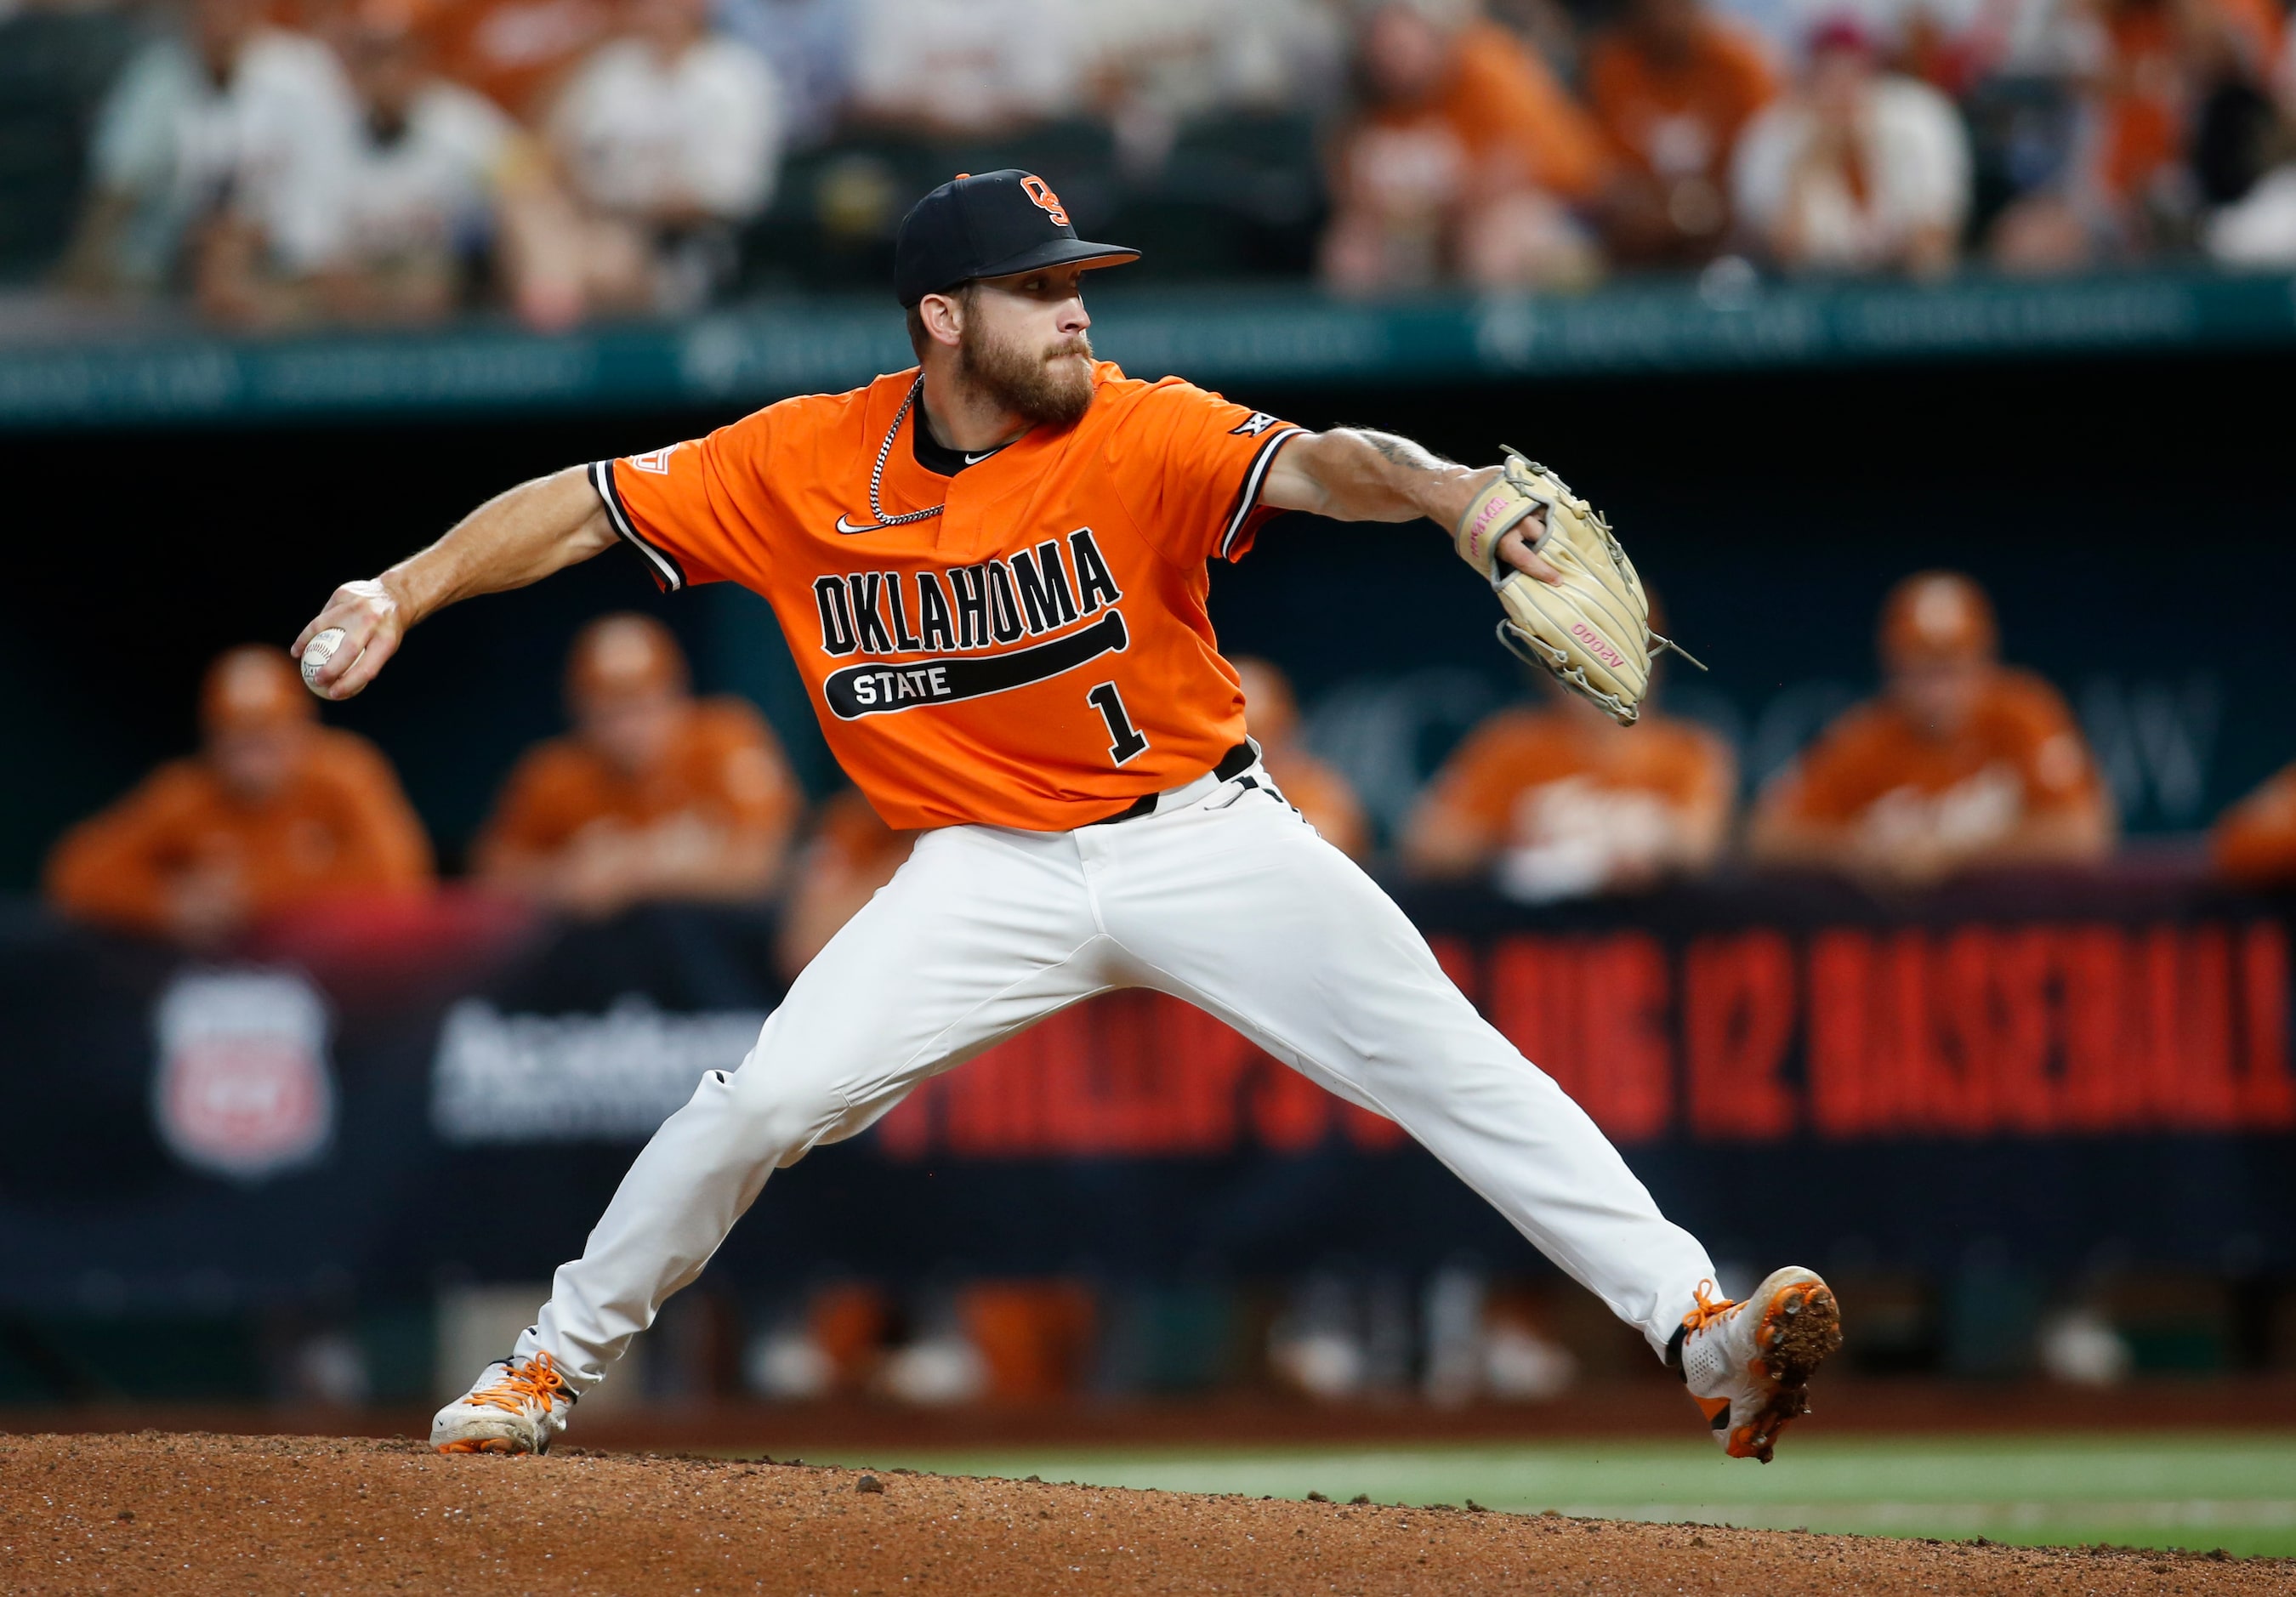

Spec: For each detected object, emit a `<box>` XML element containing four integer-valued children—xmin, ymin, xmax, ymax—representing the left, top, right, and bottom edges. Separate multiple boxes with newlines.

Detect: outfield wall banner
<box><xmin>1</xmin><ymin>875</ymin><xmax>2292</xmax><ymax>1309</ymax></box>
<box><xmin>870</xmin><ymin>920</ymin><xmax>2293</xmax><ymax>1160</ymax></box>
<box><xmin>6</xmin><ymin>272</ymin><xmax>2293</xmax><ymax>430</ymax></box>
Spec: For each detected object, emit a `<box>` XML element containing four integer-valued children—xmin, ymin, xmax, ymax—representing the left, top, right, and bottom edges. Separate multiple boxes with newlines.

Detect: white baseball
<box><xmin>300</xmin><ymin>627</ymin><xmax>349</xmax><ymax>692</ymax></box>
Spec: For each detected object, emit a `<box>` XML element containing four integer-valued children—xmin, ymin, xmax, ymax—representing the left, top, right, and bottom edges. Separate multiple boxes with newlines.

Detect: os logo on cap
<box><xmin>1020</xmin><ymin>175</ymin><xmax>1069</xmax><ymax>226</ymax></box>
<box><xmin>892</xmin><ymin>169</ymin><xmax>1137</xmax><ymax>306</ymax></box>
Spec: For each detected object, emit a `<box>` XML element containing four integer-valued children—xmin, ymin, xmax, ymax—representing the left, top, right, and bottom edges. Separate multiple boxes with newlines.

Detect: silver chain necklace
<box><xmin>855</xmin><ymin>378</ymin><xmax>945</xmax><ymax>531</ymax></box>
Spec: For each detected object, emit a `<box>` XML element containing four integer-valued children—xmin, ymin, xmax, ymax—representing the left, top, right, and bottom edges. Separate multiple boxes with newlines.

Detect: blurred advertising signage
<box><xmin>876</xmin><ymin>921</ymin><xmax>2296</xmax><ymax>1158</ymax></box>
<box><xmin>877</xmin><ymin>989</ymin><xmax>1410</xmax><ymax>1162</ymax></box>
<box><xmin>151</xmin><ymin>969</ymin><xmax>337</xmax><ymax>1183</ymax></box>
<box><xmin>432</xmin><ymin>995</ymin><xmax>768</xmax><ymax>1143</ymax></box>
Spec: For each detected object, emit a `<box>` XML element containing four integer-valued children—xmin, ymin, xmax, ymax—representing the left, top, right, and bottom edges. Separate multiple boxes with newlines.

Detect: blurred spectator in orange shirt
<box><xmin>1322</xmin><ymin>0</ymin><xmax>1610</xmax><ymax>294</ymax></box>
<box><xmin>420</xmin><ymin>0</ymin><xmax>615</xmax><ymax>119</ymax></box>
<box><xmin>2210</xmin><ymin>764</ymin><xmax>2296</xmax><ymax>884</ymax></box>
<box><xmin>46</xmin><ymin>645</ymin><xmax>433</xmax><ymax>946</ymax></box>
<box><xmin>475</xmin><ymin>613</ymin><xmax>800</xmax><ymax>917</ymax></box>
<box><xmin>2094</xmin><ymin>0</ymin><xmax>2281</xmax><ymax>221</ymax></box>
<box><xmin>1403</xmin><ymin>668</ymin><xmax>1734</xmax><ymax>901</ymax></box>
<box><xmin>1584</xmin><ymin>0</ymin><xmax>1779</xmax><ymax>266</ymax></box>
<box><xmin>503</xmin><ymin>0</ymin><xmax>782</xmax><ymax>321</ymax></box>
<box><xmin>1235</xmin><ymin>656</ymin><xmax>1371</xmax><ymax>861</ymax></box>
<box><xmin>775</xmin><ymin>787</ymin><xmax>918</xmax><ymax>979</ymax></box>
<box><xmin>1750</xmin><ymin>571</ymin><xmax>2113</xmax><ymax>887</ymax></box>
<box><xmin>1993</xmin><ymin>0</ymin><xmax>2282</xmax><ymax>269</ymax></box>
<box><xmin>1485</xmin><ymin>0</ymin><xmax>1584</xmax><ymax>82</ymax></box>
<box><xmin>1731</xmin><ymin>14</ymin><xmax>1969</xmax><ymax>276</ymax></box>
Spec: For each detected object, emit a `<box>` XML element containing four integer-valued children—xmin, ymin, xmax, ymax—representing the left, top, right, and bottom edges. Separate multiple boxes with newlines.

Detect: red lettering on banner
<box><xmin>1887</xmin><ymin>930</ymin><xmax>1980</xmax><ymax>1134</ymax></box>
<box><xmin>2134</xmin><ymin>927</ymin><xmax>2179</xmax><ymax>1126</ymax></box>
<box><xmin>1489</xmin><ymin>935</ymin><xmax>1562</xmax><ymax>1084</ymax></box>
<box><xmin>2171</xmin><ymin>926</ymin><xmax>2238</xmax><ymax>1132</ymax></box>
<box><xmin>1248</xmin><ymin>1058</ymin><xmax>1330</xmax><ymax>1151</ymax></box>
<box><xmin>1163</xmin><ymin>997</ymin><xmax>1259</xmax><ymax>1147</ymax></box>
<box><xmin>2238</xmin><ymin>922</ymin><xmax>2295</xmax><ymax>1127</ymax></box>
<box><xmin>1038</xmin><ymin>999</ymin><xmax>1152</xmax><ymax>1155</ymax></box>
<box><xmin>876</xmin><ymin>1078</ymin><xmax>933</xmax><ymax>1157</ymax></box>
<box><xmin>880</xmin><ymin>992</ymin><xmax>1325</xmax><ymax>1161</ymax></box>
<box><xmin>1939</xmin><ymin>926</ymin><xmax>2055</xmax><ymax>1135</ymax></box>
<box><xmin>1488</xmin><ymin>933</ymin><xmax>1671</xmax><ymax>1143</ymax></box>
<box><xmin>1829</xmin><ymin>932</ymin><xmax>1919</xmax><ymax>1133</ymax></box>
<box><xmin>1587</xmin><ymin>935</ymin><xmax>1672</xmax><ymax>1141</ymax></box>
<box><xmin>1684</xmin><ymin>930</ymin><xmax>1795</xmax><ymax>1139</ymax></box>
<box><xmin>2061</xmin><ymin>925</ymin><xmax>2145</xmax><ymax>1130</ymax></box>
<box><xmin>1866</xmin><ymin>935</ymin><xmax>1923</xmax><ymax>1130</ymax></box>
<box><xmin>878</xmin><ymin>916</ymin><xmax>2296</xmax><ymax>1160</ymax></box>
<box><xmin>1341</xmin><ymin>1099</ymin><xmax>1411</xmax><ymax>1150</ymax></box>
<box><xmin>1807</xmin><ymin>929</ymin><xmax>1876</xmax><ymax>1136</ymax></box>
<box><xmin>950</xmin><ymin>1007</ymin><xmax>1046</xmax><ymax>1153</ymax></box>
<box><xmin>1807</xmin><ymin>922</ymin><xmax>2269</xmax><ymax>1139</ymax></box>
<box><xmin>1427</xmin><ymin>933</ymin><xmax>1479</xmax><ymax>1004</ymax></box>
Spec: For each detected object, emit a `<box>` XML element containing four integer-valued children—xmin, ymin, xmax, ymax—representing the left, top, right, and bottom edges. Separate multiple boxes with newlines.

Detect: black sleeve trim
<box><xmin>1218</xmin><ymin>427</ymin><xmax>1306</xmax><ymax>561</ymax></box>
<box><xmin>588</xmin><ymin>459</ymin><xmax>687</xmax><ymax>592</ymax></box>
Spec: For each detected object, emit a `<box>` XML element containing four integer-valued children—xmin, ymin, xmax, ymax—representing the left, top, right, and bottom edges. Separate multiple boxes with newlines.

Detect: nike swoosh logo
<box><xmin>834</xmin><ymin>515</ymin><xmax>884</xmax><ymax>535</ymax></box>
<box><xmin>963</xmin><ymin>449</ymin><xmax>1001</xmax><ymax>465</ymax></box>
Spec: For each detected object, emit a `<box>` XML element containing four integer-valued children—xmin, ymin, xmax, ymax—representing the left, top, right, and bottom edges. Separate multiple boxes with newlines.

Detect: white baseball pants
<box><xmin>518</xmin><ymin>756</ymin><xmax>1717</xmax><ymax>1390</ymax></box>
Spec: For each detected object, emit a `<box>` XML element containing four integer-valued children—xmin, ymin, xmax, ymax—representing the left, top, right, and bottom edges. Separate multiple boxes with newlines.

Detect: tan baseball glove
<box><xmin>1451</xmin><ymin>448</ymin><xmax>1702</xmax><ymax>725</ymax></box>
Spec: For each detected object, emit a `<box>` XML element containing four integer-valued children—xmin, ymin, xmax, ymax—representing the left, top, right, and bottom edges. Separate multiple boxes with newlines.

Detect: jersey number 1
<box><xmin>1087</xmin><ymin>681</ymin><xmax>1149</xmax><ymax>765</ymax></box>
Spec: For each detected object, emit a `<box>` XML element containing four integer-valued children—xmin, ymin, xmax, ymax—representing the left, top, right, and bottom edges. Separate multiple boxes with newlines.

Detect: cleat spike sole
<box><xmin>1734</xmin><ymin>1285</ymin><xmax>1842</xmax><ymax>1462</ymax></box>
<box><xmin>1761</xmin><ymin>1286</ymin><xmax>1843</xmax><ymax>1386</ymax></box>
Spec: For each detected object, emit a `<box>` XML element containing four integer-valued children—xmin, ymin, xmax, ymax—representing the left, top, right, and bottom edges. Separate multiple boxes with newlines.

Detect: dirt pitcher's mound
<box><xmin>3</xmin><ymin>1433</ymin><xmax>2287</xmax><ymax>1596</ymax></box>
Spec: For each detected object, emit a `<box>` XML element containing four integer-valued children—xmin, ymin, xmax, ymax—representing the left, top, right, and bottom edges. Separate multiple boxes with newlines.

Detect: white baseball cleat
<box><xmin>430</xmin><ymin>1351</ymin><xmax>577</xmax><ymax>1455</ymax></box>
<box><xmin>1672</xmin><ymin>1267</ymin><xmax>1842</xmax><ymax>1463</ymax></box>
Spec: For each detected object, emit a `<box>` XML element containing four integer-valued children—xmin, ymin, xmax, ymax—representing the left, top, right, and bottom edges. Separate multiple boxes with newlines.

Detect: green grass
<box><xmin>783</xmin><ymin>1433</ymin><xmax>2296</xmax><ymax>1558</ymax></box>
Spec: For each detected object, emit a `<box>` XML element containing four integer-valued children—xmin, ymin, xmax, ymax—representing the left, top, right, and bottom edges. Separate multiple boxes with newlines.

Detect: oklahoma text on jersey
<box><xmin>589</xmin><ymin>363</ymin><xmax>1300</xmax><ymax>831</ymax></box>
<box><xmin>810</xmin><ymin>526</ymin><xmax>1128</xmax><ymax>724</ymax></box>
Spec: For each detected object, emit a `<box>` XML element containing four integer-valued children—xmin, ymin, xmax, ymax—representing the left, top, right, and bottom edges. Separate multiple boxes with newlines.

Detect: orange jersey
<box><xmin>1583</xmin><ymin>23</ymin><xmax>1777</xmax><ymax>185</ymax></box>
<box><xmin>45</xmin><ymin>729</ymin><xmax>433</xmax><ymax>936</ymax></box>
<box><xmin>775</xmin><ymin>786</ymin><xmax>922</xmax><ymax>977</ymax></box>
<box><xmin>475</xmin><ymin>696</ymin><xmax>799</xmax><ymax>865</ymax></box>
<box><xmin>1424</xmin><ymin>705</ymin><xmax>1733</xmax><ymax>849</ymax></box>
<box><xmin>1349</xmin><ymin>20</ymin><xmax>1610</xmax><ymax>204</ymax></box>
<box><xmin>2212</xmin><ymin>762</ymin><xmax>2296</xmax><ymax>884</ymax></box>
<box><xmin>1763</xmin><ymin>668</ymin><xmax>2103</xmax><ymax>834</ymax></box>
<box><xmin>419</xmin><ymin>0</ymin><xmax>612</xmax><ymax>117</ymax></box>
<box><xmin>592</xmin><ymin>364</ymin><xmax>1304</xmax><ymax>832</ymax></box>
<box><xmin>2096</xmin><ymin>0</ymin><xmax>2282</xmax><ymax>202</ymax></box>
<box><xmin>806</xmin><ymin>785</ymin><xmax>918</xmax><ymax>877</ymax></box>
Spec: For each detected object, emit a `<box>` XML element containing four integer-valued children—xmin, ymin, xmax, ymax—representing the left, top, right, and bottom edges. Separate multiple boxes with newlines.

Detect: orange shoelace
<box><xmin>1681</xmin><ymin>1280</ymin><xmax>1739</xmax><ymax>1337</ymax></box>
<box><xmin>468</xmin><ymin>1352</ymin><xmax>567</xmax><ymax>1415</ymax></box>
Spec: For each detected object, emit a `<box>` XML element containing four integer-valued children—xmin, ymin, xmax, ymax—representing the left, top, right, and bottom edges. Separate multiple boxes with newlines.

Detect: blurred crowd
<box><xmin>11</xmin><ymin>0</ymin><xmax>2296</xmax><ymax>329</ymax></box>
<box><xmin>1402</xmin><ymin>570</ymin><xmax>2131</xmax><ymax>895</ymax></box>
<box><xmin>36</xmin><ymin>581</ymin><xmax>2296</xmax><ymax>1411</ymax></box>
<box><xmin>41</xmin><ymin>569</ymin><xmax>2296</xmax><ymax>961</ymax></box>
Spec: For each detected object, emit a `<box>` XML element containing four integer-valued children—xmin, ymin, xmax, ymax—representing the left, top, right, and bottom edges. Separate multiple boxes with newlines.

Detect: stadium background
<box><xmin>10</xmin><ymin>341</ymin><xmax>2291</xmax><ymax>875</ymax></box>
<box><xmin>4</xmin><ymin>0</ymin><xmax>2296</xmax><ymax>1566</ymax></box>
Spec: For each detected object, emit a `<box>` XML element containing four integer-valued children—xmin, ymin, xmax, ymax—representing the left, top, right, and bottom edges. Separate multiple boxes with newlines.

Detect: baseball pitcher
<box><xmin>297</xmin><ymin>171</ymin><xmax>1839</xmax><ymax>1462</ymax></box>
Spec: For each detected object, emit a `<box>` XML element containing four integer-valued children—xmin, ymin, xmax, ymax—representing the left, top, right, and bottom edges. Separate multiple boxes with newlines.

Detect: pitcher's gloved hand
<box><xmin>1452</xmin><ymin>448</ymin><xmax>1702</xmax><ymax>725</ymax></box>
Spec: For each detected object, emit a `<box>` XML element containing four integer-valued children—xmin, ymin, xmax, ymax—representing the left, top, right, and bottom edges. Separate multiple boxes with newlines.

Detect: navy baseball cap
<box><xmin>894</xmin><ymin>170</ymin><xmax>1139</xmax><ymax>306</ymax></box>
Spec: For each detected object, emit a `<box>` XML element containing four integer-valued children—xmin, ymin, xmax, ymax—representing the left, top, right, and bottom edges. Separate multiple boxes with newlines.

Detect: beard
<box><xmin>958</xmin><ymin>319</ymin><xmax>1095</xmax><ymax>429</ymax></box>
